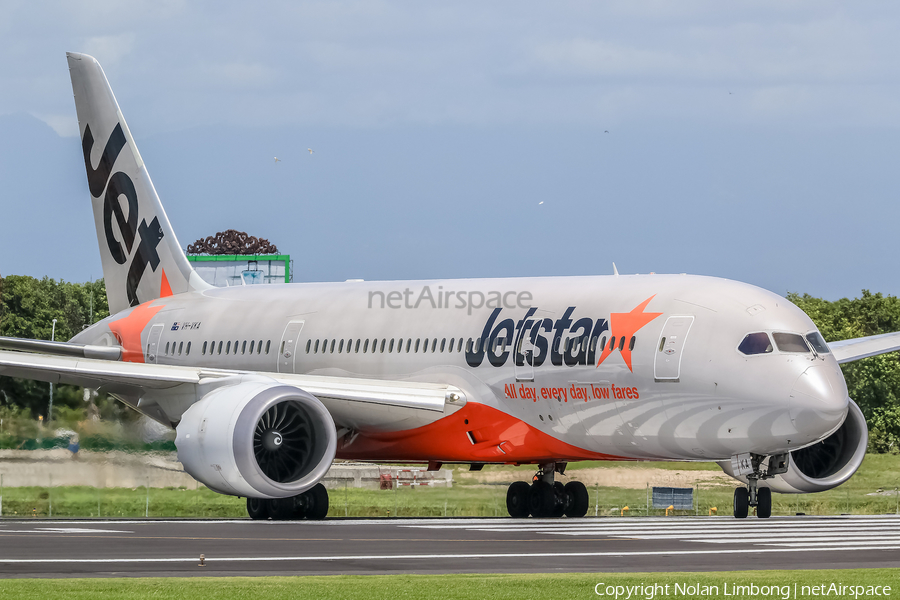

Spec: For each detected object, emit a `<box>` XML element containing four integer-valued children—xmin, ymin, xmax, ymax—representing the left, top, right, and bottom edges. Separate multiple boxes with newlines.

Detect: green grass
<box><xmin>2</xmin><ymin>454</ymin><xmax>900</xmax><ymax>518</ymax></box>
<box><xmin>0</xmin><ymin>570</ymin><xmax>897</xmax><ymax>599</ymax></box>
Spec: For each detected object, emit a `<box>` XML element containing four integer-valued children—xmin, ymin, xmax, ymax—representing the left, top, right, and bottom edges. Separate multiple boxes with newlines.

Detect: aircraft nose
<box><xmin>789</xmin><ymin>365</ymin><xmax>848</xmax><ymax>439</ymax></box>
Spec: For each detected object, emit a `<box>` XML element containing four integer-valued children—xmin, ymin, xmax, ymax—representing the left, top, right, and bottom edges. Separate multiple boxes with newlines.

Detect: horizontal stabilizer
<box><xmin>0</xmin><ymin>336</ymin><xmax>121</xmax><ymax>361</ymax></box>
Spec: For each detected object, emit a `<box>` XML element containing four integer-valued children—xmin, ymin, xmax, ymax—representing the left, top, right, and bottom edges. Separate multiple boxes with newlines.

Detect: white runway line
<box><xmin>406</xmin><ymin>520</ymin><xmax>900</xmax><ymax>530</ymax></box>
<box><xmin>0</xmin><ymin>544</ymin><xmax>899</xmax><ymax>564</ymax></box>
<box><xmin>468</xmin><ymin>524</ymin><xmax>898</xmax><ymax>534</ymax></box>
<box><xmin>402</xmin><ymin>515</ymin><xmax>900</xmax><ymax>551</ymax></box>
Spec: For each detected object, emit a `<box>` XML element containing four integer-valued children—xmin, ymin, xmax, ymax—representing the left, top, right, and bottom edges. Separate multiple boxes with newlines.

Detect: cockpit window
<box><xmin>806</xmin><ymin>332</ymin><xmax>830</xmax><ymax>354</ymax></box>
<box><xmin>773</xmin><ymin>332</ymin><xmax>810</xmax><ymax>353</ymax></box>
<box><xmin>738</xmin><ymin>332</ymin><xmax>773</xmax><ymax>355</ymax></box>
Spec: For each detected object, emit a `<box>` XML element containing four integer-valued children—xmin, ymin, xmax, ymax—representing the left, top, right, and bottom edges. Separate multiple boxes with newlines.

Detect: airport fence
<box><xmin>0</xmin><ymin>474</ymin><xmax>898</xmax><ymax>519</ymax></box>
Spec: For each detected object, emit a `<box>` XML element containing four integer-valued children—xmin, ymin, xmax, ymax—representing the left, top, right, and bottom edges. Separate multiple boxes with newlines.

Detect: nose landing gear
<box><xmin>505</xmin><ymin>462</ymin><xmax>590</xmax><ymax>518</ymax></box>
<box><xmin>732</xmin><ymin>453</ymin><xmax>785</xmax><ymax>519</ymax></box>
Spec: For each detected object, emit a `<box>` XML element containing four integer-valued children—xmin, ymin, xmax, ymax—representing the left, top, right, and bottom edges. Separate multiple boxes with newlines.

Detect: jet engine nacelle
<box><xmin>720</xmin><ymin>399</ymin><xmax>868</xmax><ymax>493</ymax></box>
<box><xmin>175</xmin><ymin>379</ymin><xmax>337</xmax><ymax>499</ymax></box>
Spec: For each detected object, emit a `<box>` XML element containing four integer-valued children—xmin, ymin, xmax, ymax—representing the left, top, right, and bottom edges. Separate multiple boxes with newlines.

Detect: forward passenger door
<box><xmin>278</xmin><ymin>320</ymin><xmax>305</xmax><ymax>373</ymax></box>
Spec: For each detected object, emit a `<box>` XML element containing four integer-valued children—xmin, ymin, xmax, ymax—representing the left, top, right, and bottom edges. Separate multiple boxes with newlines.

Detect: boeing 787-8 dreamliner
<box><xmin>2</xmin><ymin>53</ymin><xmax>899</xmax><ymax>520</ymax></box>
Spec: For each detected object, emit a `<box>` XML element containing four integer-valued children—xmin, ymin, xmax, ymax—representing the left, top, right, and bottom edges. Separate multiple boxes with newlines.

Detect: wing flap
<box><xmin>0</xmin><ymin>349</ymin><xmax>462</xmax><ymax>416</ymax></box>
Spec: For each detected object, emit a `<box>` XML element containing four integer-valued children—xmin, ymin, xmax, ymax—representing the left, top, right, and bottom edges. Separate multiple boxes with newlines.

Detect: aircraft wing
<box><xmin>0</xmin><ymin>347</ymin><xmax>464</xmax><ymax>430</ymax></box>
<box><xmin>828</xmin><ymin>332</ymin><xmax>900</xmax><ymax>364</ymax></box>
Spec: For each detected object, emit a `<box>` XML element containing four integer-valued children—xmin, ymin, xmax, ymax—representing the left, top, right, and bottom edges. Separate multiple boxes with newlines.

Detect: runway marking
<box><xmin>0</xmin><ymin>544</ymin><xmax>898</xmax><ymax>564</ymax></box>
<box><xmin>402</xmin><ymin>515</ymin><xmax>900</xmax><ymax>549</ymax></box>
<box><xmin>0</xmin><ymin>528</ymin><xmax>134</xmax><ymax>534</ymax></box>
<box><xmin>0</xmin><ymin>533</ymin><xmax>623</xmax><ymax>544</ymax></box>
<box><xmin>36</xmin><ymin>527</ymin><xmax>133</xmax><ymax>534</ymax></box>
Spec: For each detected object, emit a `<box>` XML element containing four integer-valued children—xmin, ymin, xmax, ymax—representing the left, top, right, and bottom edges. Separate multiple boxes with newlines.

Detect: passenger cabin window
<box><xmin>806</xmin><ymin>332</ymin><xmax>830</xmax><ymax>354</ymax></box>
<box><xmin>773</xmin><ymin>332</ymin><xmax>810</xmax><ymax>353</ymax></box>
<box><xmin>738</xmin><ymin>332</ymin><xmax>773</xmax><ymax>355</ymax></box>
<box><xmin>266</xmin><ymin>340</ymin><xmax>271</xmax><ymax>354</ymax></box>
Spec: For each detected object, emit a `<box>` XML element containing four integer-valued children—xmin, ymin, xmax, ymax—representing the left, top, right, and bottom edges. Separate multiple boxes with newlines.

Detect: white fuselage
<box><xmin>74</xmin><ymin>273</ymin><xmax>849</xmax><ymax>465</ymax></box>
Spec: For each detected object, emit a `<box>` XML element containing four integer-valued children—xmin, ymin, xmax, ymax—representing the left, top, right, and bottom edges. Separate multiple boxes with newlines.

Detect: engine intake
<box><xmin>720</xmin><ymin>399</ymin><xmax>868</xmax><ymax>494</ymax></box>
<box><xmin>175</xmin><ymin>378</ymin><xmax>337</xmax><ymax>499</ymax></box>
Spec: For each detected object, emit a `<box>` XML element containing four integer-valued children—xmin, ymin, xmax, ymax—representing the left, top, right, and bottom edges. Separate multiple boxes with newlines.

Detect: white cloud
<box><xmin>2</xmin><ymin>2</ymin><xmax>900</xmax><ymax>131</ymax></box>
<box><xmin>80</xmin><ymin>34</ymin><xmax>137</xmax><ymax>68</ymax></box>
<box><xmin>31</xmin><ymin>112</ymin><xmax>79</xmax><ymax>137</ymax></box>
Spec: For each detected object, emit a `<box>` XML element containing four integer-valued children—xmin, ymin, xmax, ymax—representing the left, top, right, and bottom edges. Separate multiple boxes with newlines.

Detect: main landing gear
<box><xmin>733</xmin><ymin>453</ymin><xmax>787</xmax><ymax>519</ymax></box>
<box><xmin>506</xmin><ymin>463</ymin><xmax>590</xmax><ymax>518</ymax></box>
<box><xmin>247</xmin><ymin>483</ymin><xmax>329</xmax><ymax>521</ymax></box>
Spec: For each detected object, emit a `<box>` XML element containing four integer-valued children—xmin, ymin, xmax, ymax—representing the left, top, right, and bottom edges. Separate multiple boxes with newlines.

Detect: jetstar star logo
<box><xmin>464</xmin><ymin>295</ymin><xmax>663</xmax><ymax>372</ymax></box>
<box><xmin>595</xmin><ymin>295</ymin><xmax>662</xmax><ymax>372</ymax></box>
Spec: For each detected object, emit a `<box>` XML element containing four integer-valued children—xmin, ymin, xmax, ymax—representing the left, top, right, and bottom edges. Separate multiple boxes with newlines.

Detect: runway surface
<box><xmin>0</xmin><ymin>515</ymin><xmax>898</xmax><ymax>578</ymax></box>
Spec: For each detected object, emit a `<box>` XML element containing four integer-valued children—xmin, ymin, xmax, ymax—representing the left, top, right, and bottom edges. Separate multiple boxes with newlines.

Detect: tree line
<box><xmin>788</xmin><ymin>291</ymin><xmax>900</xmax><ymax>453</ymax></box>
<box><xmin>1</xmin><ymin>275</ymin><xmax>899</xmax><ymax>452</ymax></box>
<box><xmin>0</xmin><ymin>275</ymin><xmax>123</xmax><ymax>421</ymax></box>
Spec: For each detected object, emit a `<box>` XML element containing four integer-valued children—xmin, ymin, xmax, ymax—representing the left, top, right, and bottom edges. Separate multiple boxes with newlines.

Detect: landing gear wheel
<box><xmin>528</xmin><ymin>480</ymin><xmax>554</xmax><ymax>518</ymax></box>
<box><xmin>551</xmin><ymin>482</ymin><xmax>566</xmax><ymax>518</ymax></box>
<box><xmin>267</xmin><ymin>497</ymin><xmax>296</xmax><ymax>521</ymax></box>
<box><xmin>564</xmin><ymin>481</ymin><xmax>589</xmax><ymax>518</ymax></box>
<box><xmin>506</xmin><ymin>481</ymin><xmax>531</xmax><ymax>518</ymax></box>
<box><xmin>247</xmin><ymin>497</ymin><xmax>269</xmax><ymax>520</ymax></box>
<box><xmin>303</xmin><ymin>483</ymin><xmax>329</xmax><ymax>520</ymax></box>
<box><xmin>733</xmin><ymin>487</ymin><xmax>749</xmax><ymax>519</ymax></box>
<box><xmin>756</xmin><ymin>487</ymin><xmax>772</xmax><ymax>519</ymax></box>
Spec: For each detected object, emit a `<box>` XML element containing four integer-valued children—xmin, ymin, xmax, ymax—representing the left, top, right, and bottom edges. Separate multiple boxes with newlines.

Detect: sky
<box><xmin>1</xmin><ymin>1</ymin><xmax>899</xmax><ymax>300</ymax></box>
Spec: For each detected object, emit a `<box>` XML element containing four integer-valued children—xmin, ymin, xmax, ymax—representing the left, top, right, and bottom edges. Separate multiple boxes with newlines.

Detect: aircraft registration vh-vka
<box><xmin>3</xmin><ymin>53</ymin><xmax>900</xmax><ymax>521</ymax></box>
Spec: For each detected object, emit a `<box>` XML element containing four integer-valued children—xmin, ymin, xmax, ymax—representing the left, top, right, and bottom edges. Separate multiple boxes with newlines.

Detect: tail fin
<box><xmin>66</xmin><ymin>52</ymin><xmax>210</xmax><ymax>314</ymax></box>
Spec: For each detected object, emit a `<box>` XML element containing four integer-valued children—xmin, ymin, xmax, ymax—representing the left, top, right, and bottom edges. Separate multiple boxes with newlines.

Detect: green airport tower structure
<box><xmin>186</xmin><ymin>255</ymin><xmax>292</xmax><ymax>287</ymax></box>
